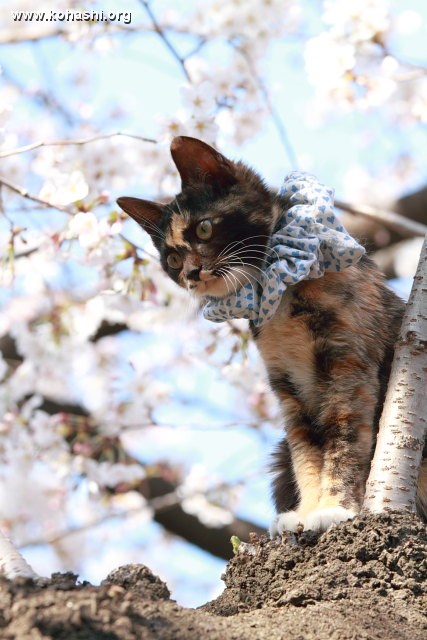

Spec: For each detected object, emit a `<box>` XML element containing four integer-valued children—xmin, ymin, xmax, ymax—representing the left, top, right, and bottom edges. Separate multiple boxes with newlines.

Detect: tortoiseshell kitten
<box><xmin>117</xmin><ymin>136</ymin><xmax>427</xmax><ymax>532</ymax></box>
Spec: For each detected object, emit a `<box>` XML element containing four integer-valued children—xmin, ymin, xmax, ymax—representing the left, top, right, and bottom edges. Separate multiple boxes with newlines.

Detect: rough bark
<box><xmin>363</xmin><ymin>234</ymin><xmax>427</xmax><ymax>514</ymax></box>
<box><xmin>0</xmin><ymin>530</ymin><xmax>38</xmax><ymax>579</ymax></box>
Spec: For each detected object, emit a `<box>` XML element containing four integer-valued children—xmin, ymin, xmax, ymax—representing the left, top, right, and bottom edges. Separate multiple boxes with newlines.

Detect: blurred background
<box><xmin>0</xmin><ymin>0</ymin><xmax>426</xmax><ymax>606</ymax></box>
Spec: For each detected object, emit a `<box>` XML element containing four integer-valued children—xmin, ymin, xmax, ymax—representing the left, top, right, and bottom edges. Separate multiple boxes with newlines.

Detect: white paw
<box><xmin>303</xmin><ymin>506</ymin><xmax>356</xmax><ymax>532</ymax></box>
<box><xmin>270</xmin><ymin>510</ymin><xmax>304</xmax><ymax>537</ymax></box>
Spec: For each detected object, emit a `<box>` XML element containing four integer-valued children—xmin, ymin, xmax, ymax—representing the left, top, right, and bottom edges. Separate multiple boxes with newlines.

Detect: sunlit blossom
<box><xmin>305</xmin><ymin>34</ymin><xmax>356</xmax><ymax>90</ymax></box>
<box><xmin>69</xmin><ymin>211</ymin><xmax>101</xmax><ymax>247</ymax></box>
<box><xmin>180</xmin><ymin>81</ymin><xmax>217</xmax><ymax>115</ymax></box>
<box><xmin>39</xmin><ymin>170</ymin><xmax>89</xmax><ymax>206</ymax></box>
<box><xmin>323</xmin><ymin>0</ymin><xmax>390</xmax><ymax>42</ymax></box>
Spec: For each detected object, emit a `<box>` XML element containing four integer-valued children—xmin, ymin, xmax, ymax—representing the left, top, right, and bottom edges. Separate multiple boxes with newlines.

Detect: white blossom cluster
<box><xmin>305</xmin><ymin>0</ymin><xmax>426</xmax><ymax>121</ymax></box>
<box><xmin>190</xmin><ymin>0</ymin><xmax>301</xmax><ymax>47</ymax></box>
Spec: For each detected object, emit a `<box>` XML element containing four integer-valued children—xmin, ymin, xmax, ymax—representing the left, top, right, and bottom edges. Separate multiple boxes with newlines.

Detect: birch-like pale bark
<box><xmin>0</xmin><ymin>528</ymin><xmax>39</xmax><ymax>579</ymax></box>
<box><xmin>363</xmin><ymin>234</ymin><xmax>427</xmax><ymax>514</ymax></box>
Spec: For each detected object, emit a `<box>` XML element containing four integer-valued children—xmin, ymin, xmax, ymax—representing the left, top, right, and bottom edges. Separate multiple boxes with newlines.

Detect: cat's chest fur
<box><xmin>251</xmin><ymin>269</ymin><xmax>368</xmax><ymax>418</ymax></box>
<box><xmin>254</xmin><ymin>285</ymin><xmax>317</xmax><ymax>408</ymax></box>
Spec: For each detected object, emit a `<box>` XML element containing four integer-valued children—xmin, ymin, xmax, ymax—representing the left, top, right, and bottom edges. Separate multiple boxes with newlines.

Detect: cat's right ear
<box><xmin>170</xmin><ymin>136</ymin><xmax>236</xmax><ymax>190</ymax></box>
<box><xmin>116</xmin><ymin>197</ymin><xmax>163</xmax><ymax>239</ymax></box>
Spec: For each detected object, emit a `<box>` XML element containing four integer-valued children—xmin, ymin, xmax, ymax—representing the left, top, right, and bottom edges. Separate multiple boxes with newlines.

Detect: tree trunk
<box><xmin>363</xmin><ymin>234</ymin><xmax>427</xmax><ymax>514</ymax></box>
<box><xmin>0</xmin><ymin>529</ymin><xmax>38</xmax><ymax>579</ymax></box>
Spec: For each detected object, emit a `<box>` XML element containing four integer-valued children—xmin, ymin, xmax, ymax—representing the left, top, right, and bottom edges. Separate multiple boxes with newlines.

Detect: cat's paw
<box><xmin>303</xmin><ymin>506</ymin><xmax>356</xmax><ymax>532</ymax></box>
<box><xmin>270</xmin><ymin>510</ymin><xmax>304</xmax><ymax>537</ymax></box>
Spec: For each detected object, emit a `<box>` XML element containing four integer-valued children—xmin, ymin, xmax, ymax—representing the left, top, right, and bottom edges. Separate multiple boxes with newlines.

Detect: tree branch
<box><xmin>1</xmin><ymin>65</ymin><xmax>78</xmax><ymax>127</ymax></box>
<box><xmin>0</xmin><ymin>529</ymin><xmax>39</xmax><ymax>579</ymax></box>
<box><xmin>0</xmin><ymin>176</ymin><xmax>72</xmax><ymax>214</ymax></box>
<box><xmin>335</xmin><ymin>198</ymin><xmax>427</xmax><ymax>238</ymax></box>
<box><xmin>363</xmin><ymin>234</ymin><xmax>427</xmax><ymax>515</ymax></box>
<box><xmin>236</xmin><ymin>46</ymin><xmax>298</xmax><ymax>169</ymax></box>
<box><xmin>144</xmin><ymin>475</ymin><xmax>265</xmax><ymax>559</ymax></box>
<box><xmin>395</xmin><ymin>186</ymin><xmax>427</xmax><ymax>228</ymax></box>
<box><xmin>0</xmin><ymin>22</ymin><xmax>204</xmax><ymax>46</ymax></box>
<box><xmin>138</xmin><ymin>0</ymin><xmax>192</xmax><ymax>82</ymax></box>
<box><xmin>0</xmin><ymin>132</ymin><xmax>157</xmax><ymax>160</ymax></box>
<box><xmin>20</xmin><ymin>476</ymin><xmax>264</xmax><ymax>561</ymax></box>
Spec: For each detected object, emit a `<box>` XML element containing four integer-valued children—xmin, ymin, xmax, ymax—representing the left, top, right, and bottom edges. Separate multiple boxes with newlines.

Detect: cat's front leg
<box><xmin>307</xmin><ymin>413</ymin><xmax>372</xmax><ymax>531</ymax></box>
<box><xmin>270</xmin><ymin>417</ymin><xmax>324</xmax><ymax>535</ymax></box>
<box><xmin>293</xmin><ymin>343</ymin><xmax>378</xmax><ymax>532</ymax></box>
<box><xmin>270</xmin><ymin>408</ymin><xmax>372</xmax><ymax>535</ymax></box>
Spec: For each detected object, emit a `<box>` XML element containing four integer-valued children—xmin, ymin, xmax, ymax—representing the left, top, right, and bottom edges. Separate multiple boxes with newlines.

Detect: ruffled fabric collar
<box><xmin>203</xmin><ymin>171</ymin><xmax>365</xmax><ymax>327</ymax></box>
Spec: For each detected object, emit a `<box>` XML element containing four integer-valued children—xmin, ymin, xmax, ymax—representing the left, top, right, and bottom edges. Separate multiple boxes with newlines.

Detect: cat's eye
<box><xmin>167</xmin><ymin>252</ymin><xmax>183</xmax><ymax>269</ymax></box>
<box><xmin>196</xmin><ymin>219</ymin><xmax>213</xmax><ymax>241</ymax></box>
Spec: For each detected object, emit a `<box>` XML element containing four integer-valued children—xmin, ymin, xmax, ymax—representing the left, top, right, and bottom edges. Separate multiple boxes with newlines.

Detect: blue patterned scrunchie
<box><xmin>203</xmin><ymin>171</ymin><xmax>365</xmax><ymax>328</ymax></box>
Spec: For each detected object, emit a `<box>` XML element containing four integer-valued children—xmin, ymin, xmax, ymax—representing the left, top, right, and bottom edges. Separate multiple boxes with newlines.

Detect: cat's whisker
<box><xmin>215</xmin><ymin>254</ymin><xmax>269</xmax><ymax>270</ymax></box>
<box><xmin>137</xmin><ymin>216</ymin><xmax>166</xmax><ymax>241</ymax></box>
<box><xmin>216</xmin><ymin>267</ymin><xmax>240</xmax><ymax>295</ymax></box>
<box><xmin>140</xmin><ymin>217</ymin><xmax>165</xmax><ymax>237</ymax></box>
<box><xmin>227</xmin><ymin>264</ymin><xmax>264</xmax><ymax>291</ymax></box>
<box><xmin>226</xmin><ymin>244</ymin><xmax>281</xmax><ymax>261</ymax></box>
<box><xmin>214</xmin><ymin>257</ymin><xmax>265</xmax><ymax>272</ymax></box>
<box><xmin>217</xmin><ymin>245</ymin><xmax>271</xmax><ymax>258</ymax></box>
<box><xmin>218</xmin><ymin>235</ymin><xmax>269</xmax><ymax>256</ymax></box>
<box><xmin>214</xmin><ymin>247</ymin><xmax>271</xmax><ymax>268</ymax></box>
<box><xmin>230</xmin><ymin>262</ymin><xmax>265</xmax><ymax>279</ymax></box>
<box><xmin>216</xmin><ymin>244</ymin><xmax>281</xmax><ymax>264</ymax></box>
<box><xmin>216</xmin><ymin>254</ymin><xmax>262</xmax><ymax>276</ymax></box>
<box><xmin>174</xmin><ymin>200</ymin><xmax>184</xmax><ymax>216</ymax></box>
<box><xmin>227</xmin><ymin>256</ymin><xmax>268</xmax><ymax>271</ymax></box>
<box><xmin>226</xmin><ymin>268</ymin><xmax>246</xmax><ymax>293</ymax></box>
<box><xmin>221</xmin><ymin>237</ymin><xmax>282</xmax><ymax>261</ymax></box>
<box><xmin>216</xmin><ymin>235</ymin><xmax>273</xmax><ymax>259</ymax></box>
<box><xmin>222</xmin><ymin>271</ymin><xmax>237</xmax><ymax>295</ymax></box>
<box><xmin>171</xmin><ymin>199</ymin><xmax>190</xmax><ymax>224</ymax></box>
<box><xmin>217</xmin><ymin>269</ymin><xmax>244</xmax><ymax>293</ymax></box>
<box><xmin>219</xmin><ymin>257</ymin><xmax>266</xmax><ymax>287</ymax></box>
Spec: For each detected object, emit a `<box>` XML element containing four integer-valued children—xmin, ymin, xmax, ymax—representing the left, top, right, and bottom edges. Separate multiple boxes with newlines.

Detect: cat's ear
<box><xmin>116</xmin><ymin>197</ymin><xmax>163</xmax><ymax>238</ymax></box>
<box><xmin>170</xmin><ymin>136</ymin><xmax>237</xmax><ymax>190</ymax></box>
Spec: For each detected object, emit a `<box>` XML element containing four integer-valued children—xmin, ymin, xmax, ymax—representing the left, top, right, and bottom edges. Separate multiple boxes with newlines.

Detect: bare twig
<box><xmin>1</xmin><ymin>65</ymin><xmax>78</xmax><ymax>127</ymax></box>
<box><xmin>236</xmin><ymin>46</ymin><xmax>298</xmax><ymax>169</ymax></box>
<box><xmin>18</xmin><ymin>471</ymin><xmax>256</xmax><ymax>549</ymax></box>
<box><xmin>0</xmin><ymin>176</ymin><xmax>73</xmax><ymax>214</ymax></box>
<box><xmin>138</xmin><ymin>0</ymin><xmax>192</xmax><ymax>82</ymax></box>
<box><xmin>335</xmin><ymin>198</ymin><xmax>427</xmax><ymax>238</ymax></box>
<box><xmin>0</xmin><ymin>24</ymin><xmax>153</xmax><ymax>45</ymax></box>
<box><xmin>0</xmin><ymin>26</ymin><xmax>69</xmax><ymax>45</ymax></box>
<box><xmin>0</xmin><ymin>132</ymin><xmax>157</xmax><ymax>159</ymax></box>
<box><xmin>0</xmin><ymin>22</ymin><xmax>205</xmax><ymax>46</ymax></box>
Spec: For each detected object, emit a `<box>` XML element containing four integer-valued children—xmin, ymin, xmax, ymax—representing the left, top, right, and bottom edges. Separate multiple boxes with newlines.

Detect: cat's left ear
<box><xmin>116</xmin><ymin>197</ymin><xmax>163</xmax><ymax>238</ymax></box>
<box><xmin>171</xmin><ymin>136</ymin><xmax>237</xmax><ymax>190</ymax></box>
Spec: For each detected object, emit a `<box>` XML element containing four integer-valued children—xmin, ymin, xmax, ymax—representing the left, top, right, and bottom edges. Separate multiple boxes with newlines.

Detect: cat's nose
<box><xmin>186</xmin><ymin>267</ymin><xmax>201</xmax><ymax>282</ymax></box>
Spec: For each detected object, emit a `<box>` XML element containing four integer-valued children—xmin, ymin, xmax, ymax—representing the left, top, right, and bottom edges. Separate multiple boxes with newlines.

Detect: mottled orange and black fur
<box><xmin>117</xmin><ymin>136</ymin><xmax>427</xmax><ymax>532</ymax></box>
